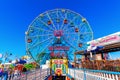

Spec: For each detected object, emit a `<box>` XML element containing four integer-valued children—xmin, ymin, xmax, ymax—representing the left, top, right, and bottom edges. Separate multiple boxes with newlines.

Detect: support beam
<box><xmin>74</xmin><ymin>53</ymin><xmax>76</xmax><ymax>68</ymax></box>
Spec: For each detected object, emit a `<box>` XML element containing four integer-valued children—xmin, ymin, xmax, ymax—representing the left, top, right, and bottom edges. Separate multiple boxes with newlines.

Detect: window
<box><xmin>56</xmin><ymin>64</ymin><xmax>61</xmax><ymax>68</ymax></box>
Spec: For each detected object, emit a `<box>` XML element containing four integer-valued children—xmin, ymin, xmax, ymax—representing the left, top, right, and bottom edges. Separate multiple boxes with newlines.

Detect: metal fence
<box><xmin>68</xmin><ymin>68</ymin><xmax>120</xmax><ymax>80</ymax></box>
<box><xmin>1</xmin><ymin>68</ymin><xmax>119</xmax><ymax>80</ymax></box>
<box><xmin>0</xmin><ymin>68</ymin><xmax>50</xmax><ymax>80</ymax></box>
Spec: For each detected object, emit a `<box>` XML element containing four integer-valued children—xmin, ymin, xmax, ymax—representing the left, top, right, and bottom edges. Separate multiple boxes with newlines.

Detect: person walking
<box><xmin>13</xmin><ymin>69</ymin><xmax>18</xmax><ymax>80</ymax></box>
<box><xmin>8</xmin><ymin>68</ymin><xmax>13</xmax><ymax>80</ymax></box>
<box><xmin>0</xmin><ymin>68</ymin><xmax>3</xmax><ymax>80</ymax></box>
<box><xmin>3</xmin><ymin>68</ymin><xmax>8</xmax><ymax>80</ymax></box>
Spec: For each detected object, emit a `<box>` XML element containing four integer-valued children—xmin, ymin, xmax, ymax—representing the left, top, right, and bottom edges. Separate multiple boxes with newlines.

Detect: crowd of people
<box><xmin>0</xmin><ymin>67</ymin><xmax>27</xmax><ymax>80</ymax></box>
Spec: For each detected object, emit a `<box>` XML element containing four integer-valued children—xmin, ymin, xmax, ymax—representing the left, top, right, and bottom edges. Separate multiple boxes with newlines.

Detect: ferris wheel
<box><xmin>25</xmin><ymin>9</ymin><xmax>93</xmax><ymax>64</ymax></box>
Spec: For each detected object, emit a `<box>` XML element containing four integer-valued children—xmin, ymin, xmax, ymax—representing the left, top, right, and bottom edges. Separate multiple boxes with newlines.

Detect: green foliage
<box><xmin>9</xmin><ymin>64</ymin><xmax>15</xmax><ymax>69</ymax></box>
<box><xmin>24</xmin><ymin>63</ymin><xmax>34</xmax><ymax>70</ymax></box>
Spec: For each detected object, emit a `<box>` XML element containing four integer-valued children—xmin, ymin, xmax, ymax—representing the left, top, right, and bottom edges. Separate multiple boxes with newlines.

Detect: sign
<box><xmin>87</xmin><ymin>32</ymin><xmax>120</xmax><ymax>46</ymax></box>
<box><xmin>49</xmin><ymin>46</ymin><xmax>69</xmax><ymax>50</ymax></box>
<box><xmin>54</xmin><ymin>60</ymin><xmax>63</xmax><ymax>64</ymax></box>
<box><xmin>50</xmin><ymin>52</ymin><xmax>65</xmax><ymax>57</ymax></box>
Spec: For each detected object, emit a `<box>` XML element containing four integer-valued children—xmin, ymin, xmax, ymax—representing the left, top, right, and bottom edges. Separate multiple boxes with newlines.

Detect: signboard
<box><xmin>50</xmin><ymin>52</ymin><xmax>65</xmax><ymax>57</ymax></box>
<box><xmin>49</xmin><ymin>46</ymin><xmax>69</xmax><ymax>51</ymax></box>
<box><xmin>87</xmin><ymin>32</ymin><xmax>120</xmax><ymax>46</ymax></box>
<box><xmin>54</xmin><ymin>60</ymin><xmax>63</xmax><ymax>64</ymax></box>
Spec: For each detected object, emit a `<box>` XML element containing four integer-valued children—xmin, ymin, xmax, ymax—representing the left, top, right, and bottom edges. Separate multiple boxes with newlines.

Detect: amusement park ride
<box><xmin>25</xmin><ymin>9</ymin><xmax>93</xmax><ymax>80</ymax></box>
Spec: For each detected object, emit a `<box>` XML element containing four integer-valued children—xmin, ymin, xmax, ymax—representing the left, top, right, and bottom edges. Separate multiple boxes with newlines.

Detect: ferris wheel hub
<box><xmin>54</xmin><ymin>30</ymin><xmax>63</xmax><ymax>38</ymax></box>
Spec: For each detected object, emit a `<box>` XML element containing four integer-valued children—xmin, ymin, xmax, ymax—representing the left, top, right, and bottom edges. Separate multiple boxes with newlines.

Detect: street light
<box><xmin>3</xmin><ymin>52</ymin><xmax>12</xmax><ymax>63</ymax></box>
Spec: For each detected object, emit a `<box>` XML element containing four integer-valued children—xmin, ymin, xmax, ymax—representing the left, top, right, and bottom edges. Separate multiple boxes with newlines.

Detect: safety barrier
<box><xmin>3</xmin><ymin>68</ymin><xmax>120</xmax><ymax>80</ymax></box>
<box><xmin>6</xmin><ymin>68</ymin><xmax>50</xmax><ymax>80</ymax></box>
<box><xmin>68</xmin><ymin>68</ymin><xmax>120</xmax><ymax>80</ymax></box>
<box><xmin>81</xmin><ymin>60</ymin><xmax>120</xmax><ymax>72</ymax></box>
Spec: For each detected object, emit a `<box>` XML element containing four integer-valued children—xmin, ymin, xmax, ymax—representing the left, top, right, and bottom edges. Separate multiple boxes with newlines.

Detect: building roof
<box><xmin>75</xmin><ymin>42</ymin><xmax>120</xmax><ymax>55</ymax></box>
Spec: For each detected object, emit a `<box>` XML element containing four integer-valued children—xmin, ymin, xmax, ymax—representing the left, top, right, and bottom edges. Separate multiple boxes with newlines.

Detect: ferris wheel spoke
<box><xmin>65</xmin><ymin>35</ymin><xmax>78</xmax><ymax>43</ymax></box>
<box><xmin>64</xmin><ymin>32</ymin><xmax>85</xmax><ymax>48</ymax></box>
<box><xmin>64</xmin><ymin>32</ymin><xmax>77</xmax><ymax>35</ymax></box>
<box><xmin>59</xmin><ymin>10</ymin><xmax>66</xmax><ymax>19</ymax></box>
<box><xmin>37</xmin><ymin>18</ymin><xmax>54</xmax><ymax>31</ymax></box>
<box><xmin>63</xmin><ymin>37</ymin><xmax>77</xmax><ymax>50</ymax></box>
<box><xmin>60</xmin><ymin>10</ymin><xmax>68</xmax><ymax>30</ymax></box>
<box><xmin>80</xmin><ymin>32</ymin><xmax>93</xmax><ymax>35</ymax></box>
<box><xmin>38</xmin><ymin>38</ymin><xmax>54</xmax><ymax>54</ymax></box>
<box><xmin>28</xmin><ymin>36</ymin><xmax>54</xmax><ymax>50</ymax></box>
<box><xmin>27</xmin><ymin>50</ymin><xmax>36</xmax><ymax>61</ymax></box>
<box><xmin>30</xmin><ymin>26</ymin><xmax>53</xmax><ymax>33</ymax></box>
<box><xmin>79</xmin><ymin>23</ymin><xmax>91</xmax><ymax>33</ymax></box>
<box><xmin>47</xmin><ymin>13</ymin><xmax>57</xmax><ymax>30</ymax></box>
<box><xmin>64</xmin><ymin>27</ymin><xmax>74</xmax><ymax>32</ymax></box>
<box><xmin>64</xmin><ymin>23</ymin><xmax>85</xmax><ymax>32</ymax></box>
<box><xmin>56</xmin><ymin>9</ymin><xmax>59</xmax><ymax>30</ymax></box>
<box><xmin>28</xmin><ymin>34</ymin><xmax>53</xmax><ymax>38</ymax></box>
<box><xmin>62</xmin><ymin>15</ymin><xmax>79</xmax><ymax>30</ymax></box>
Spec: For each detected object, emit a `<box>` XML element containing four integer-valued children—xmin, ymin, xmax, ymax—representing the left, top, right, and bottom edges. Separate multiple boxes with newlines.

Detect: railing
<box><xmin>6</xmin><ymin>68</ymin><xmax>50</xmax><ymax>80</ymax></box>
<box><xmin>68</xmin><ymin>68</ymin><xmax>120</xmax><ymax>80</ymax></box>
<box><xmin>81</xmin><ymin>60</ymin><xmax>120</xmax><ymax>72</ymax></box>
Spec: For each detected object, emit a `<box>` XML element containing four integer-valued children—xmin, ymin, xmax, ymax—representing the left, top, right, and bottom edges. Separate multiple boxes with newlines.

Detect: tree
<box><xmin>9</xmin><ymin>64</ymin><xmax>15</xmax><ymax>69</ymax></box>
<box><xmin>24</xmin><ymin>63</ymin><xmax>34</xmax><ymax>70</ymax></box>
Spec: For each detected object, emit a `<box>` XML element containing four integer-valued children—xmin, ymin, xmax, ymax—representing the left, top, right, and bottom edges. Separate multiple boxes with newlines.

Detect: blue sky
<box><xmin>0</xmin><ymin>0</ymin><xmax>120</xmax><ymax>59</ymax></box>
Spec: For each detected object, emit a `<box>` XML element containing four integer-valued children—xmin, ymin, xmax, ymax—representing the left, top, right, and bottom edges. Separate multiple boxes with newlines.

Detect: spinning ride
<box><xmin>25</xmin><ymin>9</ymin><xmax>93</xmax><ymax>64</ymax></box>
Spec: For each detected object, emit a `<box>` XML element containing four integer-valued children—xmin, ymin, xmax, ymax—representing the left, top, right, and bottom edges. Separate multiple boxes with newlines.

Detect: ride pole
<box><xmin>50</xmin><ymin>59</ymin><xmax>52</xmax><ymax>75</ymax></box>
<box><xmin>74</xmin><ymin>53</ymin><xmax>76</xmax><ymax>68</ymax></box>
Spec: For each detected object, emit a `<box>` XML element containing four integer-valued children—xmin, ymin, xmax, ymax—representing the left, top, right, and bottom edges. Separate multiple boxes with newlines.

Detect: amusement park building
<box><xmin>75</xmin><ymin>32</ymin><xmax>120</xmax><ymax>61</ymax></box>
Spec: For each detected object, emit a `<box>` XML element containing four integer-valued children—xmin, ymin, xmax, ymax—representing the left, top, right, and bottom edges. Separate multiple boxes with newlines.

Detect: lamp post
<box><xmin>3</xmin><ymin>52</ymin><xmax>12</xmax><ymax>64</ymax></box>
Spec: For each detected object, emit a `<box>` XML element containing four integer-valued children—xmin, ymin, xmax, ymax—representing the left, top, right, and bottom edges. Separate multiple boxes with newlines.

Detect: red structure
<box><xmin>27</xmin><ymin>39</ymin><xmax>32</xmax><ymax>43</ymax></box>
<box><xmin>64</xmin><ymin>19</ymin><xmax>68</xmax><ymax>24</ymax></box>
<box><xmin>75</xmin><ymin>28</ymin><xmax>79</xmax><ymax>32</ymax></box>
<box><xmin>48</xmin><ymin>21</ymin><xmax>51</xmax><ymax>25</ymax></box>
<box><xmin>54</xmin><ymin>30</ymin><xmax>63</xmax><ymax>37</ymax></box>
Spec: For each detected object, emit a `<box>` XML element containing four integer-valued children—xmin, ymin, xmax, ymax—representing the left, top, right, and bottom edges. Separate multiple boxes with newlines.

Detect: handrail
<box><xmin>68</xmin><ymin>68</ymin><xmax>120</xmax><ymax>80</ymax></box>
<box><xmin>70</xmin><ymin>68</ymin><xmax>120</xmax><ymax>75</ymax></box>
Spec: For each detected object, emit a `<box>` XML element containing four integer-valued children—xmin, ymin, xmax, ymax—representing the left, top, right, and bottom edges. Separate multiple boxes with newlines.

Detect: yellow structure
<box><xmin>50</xmin><ymin>59</ymin><xmax>68</xmax><ymax>76</ymax></box>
